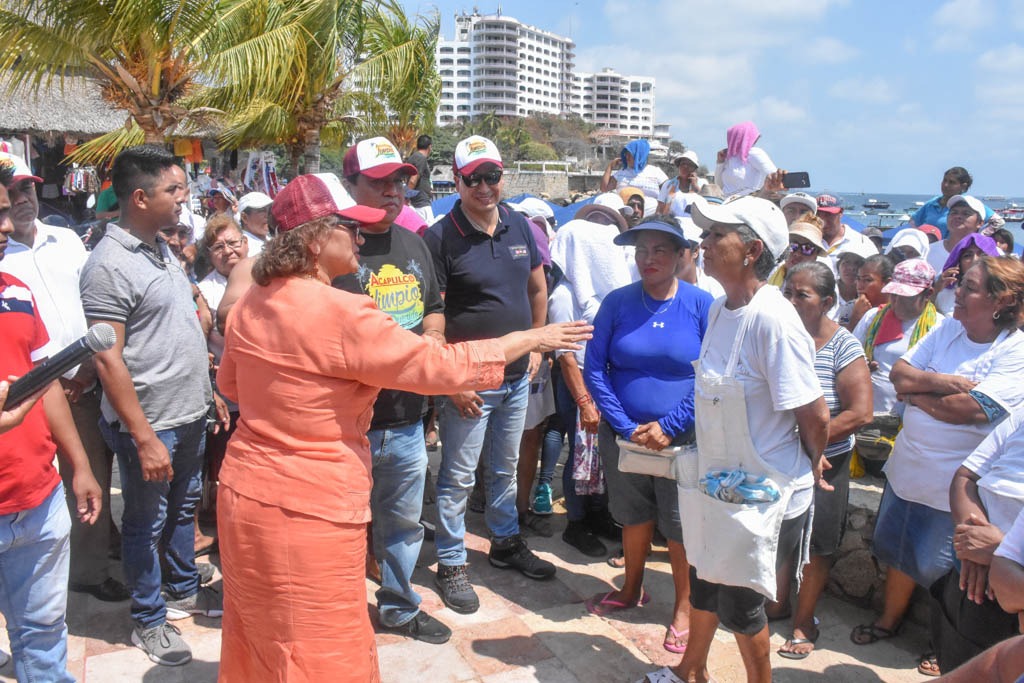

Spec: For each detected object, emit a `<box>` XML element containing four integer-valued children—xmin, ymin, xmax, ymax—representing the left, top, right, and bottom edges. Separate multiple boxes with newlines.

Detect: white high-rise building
<box><xmin>435</xmin><ymin>9</ymin><xmax>669</xmax><ymax>143</ymax></box>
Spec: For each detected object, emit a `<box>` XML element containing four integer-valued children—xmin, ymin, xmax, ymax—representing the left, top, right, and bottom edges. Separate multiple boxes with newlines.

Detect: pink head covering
<box><xmin>726</xmin><ymin>122</ymin><xmax>760</xmax><ymax>162</ymax></box>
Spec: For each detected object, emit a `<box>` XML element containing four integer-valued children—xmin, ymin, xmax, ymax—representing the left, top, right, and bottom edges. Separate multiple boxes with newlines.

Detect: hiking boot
<box><xmin>532</xmin><ymin>483</ymin><xmax>553</xmax><ymax>515</ymax></box>
<box><xmin>585</xmin><ymin>508</ymin><xmax>623</xmax><ymax>542</ymax></box>
<box><xmin>520</xmin><ymin>511</ymin><xmax>554</xmax><ymax>538</ymax></box>
<box><xmin>562</xmin><ymin>520</ymin><xmax>608</xmax><ymax>558</ymax></box>
<box><xmin>131</xmin><ymin>622</ymin><xmax>192</xmax><ymax>666</ymax></box>
<box><xmin>434</xmin><ymin>564</ymin><xmax>479</xmax><ymax>614</ymax></box>
<box><xmin>165</xmin><ymin>585</ymin><xmax>224</xmax><ymax>620</ymax></box>
<box><xmin>489</xmin><ymin>534</ymin><xmax>555</xmax><ymax>579</ymax></box>
<box><xmin>384</xmin><ymin>611</ymin><xmax>452</xmax><ymax>645</ymax></box>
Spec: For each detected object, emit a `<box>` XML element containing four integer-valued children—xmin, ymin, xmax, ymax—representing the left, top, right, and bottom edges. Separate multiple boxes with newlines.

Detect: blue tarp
<box><xmin>431</xmin><ymin>192</ymin><xmax>574</xmax><ymax>227</ymax></box>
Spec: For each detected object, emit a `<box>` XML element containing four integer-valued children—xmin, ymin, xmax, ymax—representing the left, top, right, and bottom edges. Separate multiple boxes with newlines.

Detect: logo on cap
<box><xmin>373</xmin><ymin>142</ymin><xmax>398</xmax><ymax>159</ymax></box>
<box><xmin>467</xmin><ymin>141</ymin><xmax>488</xmax><ymax>156</ymax></box>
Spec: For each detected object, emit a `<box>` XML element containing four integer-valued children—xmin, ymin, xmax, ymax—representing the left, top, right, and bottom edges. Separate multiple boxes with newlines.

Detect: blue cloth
<box><xmin>101</xmin><ymin>416</ymin><xmax>205</xmax><ymax>629</ymax></box>
<box><xmin>435</xmin><ymin>376</ymin><xmax>529</xmax><ymax>566</ymax></box>
<box><xmin>621</xmin><ymin>140</ymin><xmax>650</xmax><ymax>172</ymax></box>
<box><xmin>584</xmin><ymin>281</ymin><xmax>712</xmax><ymax>441</ymax></box>
<box><xmin>913</xmin><ymin>195</ymin><xmax>995</xmax><ymax>238</ymax></box>
<box><xmin>0</xmin><ymin>483</ymin><xmax>75</xmax><ymax>682</ymax></box>
<box><xmin>699</xmin><ymin>469</ymin><xmax>781</xmax><ymax>504</ymax></box>
<box><xmin>369</xmin><ymin>421</ymin><xmax>429</xmax><ymax>627</ymax></box>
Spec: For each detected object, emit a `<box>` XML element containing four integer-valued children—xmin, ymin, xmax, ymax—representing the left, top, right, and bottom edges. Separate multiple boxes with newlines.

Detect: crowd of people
<box><xmin>1</xmin><ymin>123</ymin><xmax>1024</xmax><ymax>683</ymax></box>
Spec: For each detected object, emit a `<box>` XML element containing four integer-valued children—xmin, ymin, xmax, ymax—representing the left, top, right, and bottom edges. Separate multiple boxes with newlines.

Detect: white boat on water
<box><xmin>863</xmin><ymin>198</ymin><xmax>891</xmax><ymax>210</ymax></box>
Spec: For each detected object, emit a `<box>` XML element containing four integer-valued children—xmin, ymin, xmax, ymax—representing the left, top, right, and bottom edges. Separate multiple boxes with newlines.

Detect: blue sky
<box><xmin>399</xmin><ymin>0</ymin><xmax>1024</xmax><ymax>195</ymax></box>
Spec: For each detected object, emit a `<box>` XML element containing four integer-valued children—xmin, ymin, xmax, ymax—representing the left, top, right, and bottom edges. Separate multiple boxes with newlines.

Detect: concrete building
<box><xmin>435</xmin><ymin>9</ymin><xmax>670</xmax><ymax>144</ymax></box>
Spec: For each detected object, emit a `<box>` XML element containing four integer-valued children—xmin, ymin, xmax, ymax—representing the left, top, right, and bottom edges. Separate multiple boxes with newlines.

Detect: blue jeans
<box><xmin>369</xmin><ymin>422</ymin><xmax>428</xmax><ymax>627</ymax></box>
<box><xmin>538</xmin><ymin>366</ymin><xmax>565</xmax><ymax>488</ymax></box>
<box><xmin>101</xmin><ymin>417</ymin><xmax>206</xmax><ymax>629</ymax></box>
<box><xmin>0</xmin><ymin>483</ymin><xmax>75</xmax><ymax>683</ymax></box>
<box><xmin>436</xmin><ymin>375</ymin><xmax>529</xmax><ymax>566</ymax></box>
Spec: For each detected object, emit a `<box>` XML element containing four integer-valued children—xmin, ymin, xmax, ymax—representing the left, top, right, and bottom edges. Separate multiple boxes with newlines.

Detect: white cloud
<box><xmin>977</xmin><ymin>43</ymin><xmax>1024</xmax><ymax>74</ymax></box>
<box><xmin>931</xmin><ymin>0</ymin><xmax>997</xmax><ymax>50</ymax></box>
<box><xmin>827</xmin><ymin>76</ymin><xmax>895</xmax><ymax>104</ymax></box>
<box><xmin>806</xmin><ymin>37</ymin><xmax>859</xmax><ymax>64</ymax></box>
<box><xmin>758</xmin><ymin>97</ymin><xmax>806</xmax><ymax>123</ymax></box>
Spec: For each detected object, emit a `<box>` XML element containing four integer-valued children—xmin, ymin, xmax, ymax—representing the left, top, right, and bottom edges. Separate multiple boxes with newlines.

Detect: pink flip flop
<box><xmin>663</xmin><ymin>625</ymin><xmax>689</xmax><ymax>654</ymax></box>
<box><xmin>585</xmin><ymin>590</ymin><xmax>651</xmax><ymax>616</ymax></box>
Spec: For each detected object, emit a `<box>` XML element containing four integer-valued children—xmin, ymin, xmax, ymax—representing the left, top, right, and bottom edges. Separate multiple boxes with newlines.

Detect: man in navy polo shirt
<box><xmin>424</xmin><ymin>135</ymin><xmax>554</xmax><ymax>614</ymax></box>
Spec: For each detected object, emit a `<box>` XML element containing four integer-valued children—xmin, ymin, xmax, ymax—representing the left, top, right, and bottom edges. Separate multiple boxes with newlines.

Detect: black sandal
<box><xmin>850</xmin><ymin>622</ymin><xmax>901</xmax><ymax>645</ymax></box>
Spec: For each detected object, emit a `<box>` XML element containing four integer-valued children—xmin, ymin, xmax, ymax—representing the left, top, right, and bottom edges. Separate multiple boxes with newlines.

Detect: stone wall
<box><xmin>503</xmin><ymin>170</ymin><xmax>569</xmax><ymax>199</ymax></box>
<box><xmin>826</xmin><ymin>476</ymin><xmax>932</xmax><ymax>624</ymax></box>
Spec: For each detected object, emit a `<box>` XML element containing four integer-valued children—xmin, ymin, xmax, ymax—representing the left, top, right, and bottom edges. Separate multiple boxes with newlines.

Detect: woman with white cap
<box><xmin>885</xmin><ymin>227</ymin><xmax>930</xmax><ymax>263</ymax></box>
<box><xmin>657</xmin><ymin>151</ymin><xmax>706</xmax><ymax>218</ymax></box>
<box><xmin>638</xmin><ymin>197</ymin><xmax>829</xmax><ymax>683</ymax></box>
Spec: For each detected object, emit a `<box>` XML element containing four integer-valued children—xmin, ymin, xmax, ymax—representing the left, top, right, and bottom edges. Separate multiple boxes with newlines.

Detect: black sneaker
<box><xmin>434</xmin><ymin>564</ymin><xmax>480</xmax><ymax>614</ymax></box>
<box><xmin>489</xmin><ymin>534</ymin><xmax>555</xmax><ymax>579</ymax></box>
<box><xmin>519</xmin><ymin>511</ymin><xmax>554</xmax><ymax>538</ymax></box>
<box><xmin>562</xmin><ymin>520</ymin><xmax>607</xmax><ymax>558</ymax></box>
<box><xmin>385</xmin><ymin>611</ymin><xmax>452</xmax><ymax>645</ymax></box>
<box><xmin>585</xmin><ymin>508</ymin><xmax>623</xmax><ymax>542</ymax></box>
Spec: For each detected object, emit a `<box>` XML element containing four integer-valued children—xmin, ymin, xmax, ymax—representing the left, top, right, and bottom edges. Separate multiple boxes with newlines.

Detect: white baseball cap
<box><xmin>673</xmin><ymin>150</ymin><xmax>700</xmax><ymax>167</ymax></box>
<box><xmin>513</xmin><ymin>196</ymin><xmax>554</xmax><ymax>220</ymax></box>
<box><xmin>947</xmin><ymin>194</ymin><xmax>986</xmax><ymax>219</ymax></box>
<box><xmin>0</xmin><ymin>152</ymin><xmax>42</xmax><ymax>183</ymax></box>
<box><xmin>779</xmin><ymin>192</ymin><xmax>818</xmax><ymax>216</ymax></box>
<box><xmin>237</xmin><ymin>191</ymin><xmax>273</xmax><ymax>212</ymax></box>
<box><xmin>343</xmin><ymin>137</ymin><xmax>417</xmax><ymax>179</ymax></box>
<box><xmin>690</xmin><ymin>195</ymin><xmax>790</xmax><ymax>260</ymax></box>
<box><xmin>453</xmin><ymin>135</ymin><xmax>503</xmax><ymax>175</ymax></box>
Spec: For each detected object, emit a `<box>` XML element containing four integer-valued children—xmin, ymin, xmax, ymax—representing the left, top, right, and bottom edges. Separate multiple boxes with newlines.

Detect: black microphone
<box><xmin>3</xmin><ymin>323</ymin><xmax>117</xmax><ymax>410</ymax></box>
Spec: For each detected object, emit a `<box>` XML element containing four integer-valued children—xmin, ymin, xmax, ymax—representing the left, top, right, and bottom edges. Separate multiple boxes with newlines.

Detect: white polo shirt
<box><xmin>0</xmin><ymin>220</ymin><xmax>89</xmax><ymax>368</ymax></box>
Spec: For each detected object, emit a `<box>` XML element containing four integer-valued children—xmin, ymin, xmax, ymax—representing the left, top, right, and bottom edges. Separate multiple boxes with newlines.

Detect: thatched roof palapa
<box><xmin>0</xmin><ymin>76</ymin><xmax>126</xmax><ymax>140</ymax></box>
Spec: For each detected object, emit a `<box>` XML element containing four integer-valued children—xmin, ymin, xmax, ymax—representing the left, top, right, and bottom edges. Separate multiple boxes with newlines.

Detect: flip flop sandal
<box><xmin>777</xmin><ymin>631</ymin><xmax>819</xmax><ymax>660</ymax></box>
<box><xmin>850</xmin><ymin>622</ymin><xmax>901</xmax><ymax>645</ymax></box>
<box><xmin>585</xmin><ymin>590</ymin><xmax>651</xmax><ymax>616</ymax></box>
<box><xmin>663</xmin><ymin>625</ymin><xmax>689</xmax><ymax>654</ymax></box>
<box><xmin>917</xmin><ymin>651</ymin><xmax>940</xmax><ymax>677</ymax></box>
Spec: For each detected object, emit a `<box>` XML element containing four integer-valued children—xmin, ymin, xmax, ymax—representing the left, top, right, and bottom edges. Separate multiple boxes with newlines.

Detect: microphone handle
<box><xmin>3</xmin><ymin>340</ymin><xmax>94</xmax><ymax>410</ymax></box>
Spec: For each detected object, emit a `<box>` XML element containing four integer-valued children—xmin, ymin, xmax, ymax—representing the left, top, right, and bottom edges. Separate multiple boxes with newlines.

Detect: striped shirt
<box><xmin>816</xmin><ymin>327</ymin><xmax>866</xmax><ymax>457</ymax></box>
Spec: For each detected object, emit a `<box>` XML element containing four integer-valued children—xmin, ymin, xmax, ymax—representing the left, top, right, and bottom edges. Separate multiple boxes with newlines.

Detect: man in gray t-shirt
<box><xmin>79</xmin><ymin>146</ymin><xmax>226</xmax><ymax>668</ymax></box>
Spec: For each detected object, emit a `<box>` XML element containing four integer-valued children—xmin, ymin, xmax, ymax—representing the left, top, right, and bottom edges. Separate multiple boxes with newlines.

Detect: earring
<box><xmin>743</xmin><ymin>257</ymin><xmax>749</xmax><ymax>267</ymax></box>
<box><xmin>993</xmin><ymin>310</ymin><xmax>1002</xmax><ymax>321</ymax></box>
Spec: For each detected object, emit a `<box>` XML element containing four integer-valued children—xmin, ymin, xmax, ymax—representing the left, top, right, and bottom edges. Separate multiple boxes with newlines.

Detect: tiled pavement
<box><xmin>1</xmin><ymin>469</ymin><xmax>935</xmax><ymax>682</ymax></box>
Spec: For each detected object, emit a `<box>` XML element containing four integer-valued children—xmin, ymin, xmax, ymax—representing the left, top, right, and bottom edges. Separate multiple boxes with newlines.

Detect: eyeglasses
<box><xmin>458</xmin><ymin>170</ymin><xmax>503</xmax><ymax>188</ymax></box>
<box><xmin>789</xmin><ymin>242</ymin><xmax>819</xmax><ymax>256</ymax></box>
<box><xmin>333</xmin><ymin>218</ymin><xmax>361</xmax><ymax>240</ymax></box>
<box><xmin>365</xmin><ymin>175</ymin><xmax>409</xmax><ymax>192</ymax></box>
<box><xmin>209</xmin><ymin>238</ymin><xmax>244</xmax><ymax>255</ymax></box>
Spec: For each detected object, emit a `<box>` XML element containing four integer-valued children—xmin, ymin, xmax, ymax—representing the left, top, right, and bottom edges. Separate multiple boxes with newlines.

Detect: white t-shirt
<box><xmin>852</xmin><ymin>306</ymin><xmax>945</xmax><ymax>415</ymax></box>
<box><xmin>885</xmin><ymin>318</ymin><xmax>1024</xmax><ymax>512</ymax></box>
<box><xmin>197</xmin><ymin>270</ymin><xmax>228</xmax><ymax>361</ymax></box>
<box><xmin>928</xmin><ymin>240</ymin><xmax>956</xmax><ymax>314</ymax></box>
<box><xmin>694</xmin><ymin>269</ymin><xmax>725</xmax><ymax>299</ymax></box>
<box><xmin>962</xmin><ymin>409</ymin><xmax>1024</xmax><ymax>532</ymax></box>
<box><xmin>994</xmin><ymin>507</ymin><xmax>1024</xmax><ymax>563</ymax></box>
<box><xmin>548</xmin><ymin>281</ymin><xmax>586</xmax><ymax>367</ymax></box>
<box><xmin>657</xmin><ymin>178</ymin><xmax>708</xmax><ymax>218</ymax></box>
<box><xmin>243</xmin><ymin>230</ymin><xmax>266</xmax><ymax>256</ymax></box>
<box><xmin>613</xmin><ymin>165</ymin><xmax>670</xmax><ymax>200</ymax></box>
<box><xmin>700</xmin><ymin>286</ymin><xmax>822</xmax><ymax>517</ymax></box>
<box><xmin>715</xmin><ymin>147</ymin><xmax>776</xmax><ymax>197</ymax></box>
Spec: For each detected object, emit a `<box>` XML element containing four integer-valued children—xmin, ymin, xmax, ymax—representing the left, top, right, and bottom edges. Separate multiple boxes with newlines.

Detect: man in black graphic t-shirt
<box><xmin>333</xmin><ymin>137</ymin><xmax>450</xmax><ymax>645</ymax></box>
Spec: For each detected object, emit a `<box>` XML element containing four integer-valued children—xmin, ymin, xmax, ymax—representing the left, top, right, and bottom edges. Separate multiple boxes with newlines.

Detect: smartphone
<box><xmin>782</xmin><ymin>172</ymin><xmax>811</xmax><ymax>189</ymax></box>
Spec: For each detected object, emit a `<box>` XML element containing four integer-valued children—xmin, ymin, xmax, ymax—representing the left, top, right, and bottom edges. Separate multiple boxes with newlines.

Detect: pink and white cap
<box><xmin>881</xmin><ymin>258</ymin><xmax>936</xmax><ymax>297</ymax></box>
<box><xmin>453</xmin><ymin>135</ymin><xmax>503</xmax><ymax>175</ymax></box>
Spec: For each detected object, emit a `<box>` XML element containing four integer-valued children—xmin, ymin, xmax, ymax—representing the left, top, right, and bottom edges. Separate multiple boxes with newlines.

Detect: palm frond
<box><xmin>64</xmin><ymin>121</ymin><xmax>146</xmax><ymax>165</ymax></box>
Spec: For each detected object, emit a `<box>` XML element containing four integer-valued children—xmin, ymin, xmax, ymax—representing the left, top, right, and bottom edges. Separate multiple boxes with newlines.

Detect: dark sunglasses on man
<box><xmin>458</xmin><ymin>169</ymin><xmax>503</xmax><ymax>188</ymax></box>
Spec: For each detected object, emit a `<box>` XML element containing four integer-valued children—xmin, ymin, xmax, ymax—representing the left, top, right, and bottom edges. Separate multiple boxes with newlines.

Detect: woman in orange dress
<box><xmin>215</xmin><ymin>175</ymin><xmax>589</xmax><ymax>682</ymax></box>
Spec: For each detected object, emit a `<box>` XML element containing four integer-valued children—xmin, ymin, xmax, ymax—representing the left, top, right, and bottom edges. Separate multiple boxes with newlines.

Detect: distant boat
<box><xmin>984</xmin><ymin>195</ymin><xmax>1007</xmax><ymax>202</ymax></box>
<box><xmin>863</xmin><ymin>198</ymin><xmax>890</xmax><ymax>209</ymax></box>
<box><xmin>998</xmin><ymin>206</ymin><xmax>1024</xmax><ymax>222</ymax></box>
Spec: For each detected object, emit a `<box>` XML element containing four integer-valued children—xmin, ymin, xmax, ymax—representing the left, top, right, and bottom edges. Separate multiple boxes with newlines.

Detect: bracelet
<box><xmin>575</xmin><ymin>395</ymin><xmax>592</xmax><ymax>406</ymax></box>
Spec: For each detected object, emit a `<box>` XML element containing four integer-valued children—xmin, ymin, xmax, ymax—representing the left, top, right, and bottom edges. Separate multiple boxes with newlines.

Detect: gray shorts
<box><xmin>598</xmin><ymin>421</ymin><xmax>683</xmax><ymax>543</ymax></box>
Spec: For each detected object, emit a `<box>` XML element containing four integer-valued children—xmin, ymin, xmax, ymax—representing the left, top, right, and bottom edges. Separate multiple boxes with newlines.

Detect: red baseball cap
<box><xmin>342</xmin><ymin>137</ymin><xmax>416</xmax><ymax>179</ymax></box>
<box><xmin>271</xmin><ymin>174</ymin><xmax>386</xmax><ymax>232</ymax></box>
<box><xmin>917</xmin><ymin>224</ymin><xmax>942</xmax><ymax>241</ymax></box>
<box><xmin>816</xmin><ymin>194</ymin><xmax>843</xmax><ymax>214</ymax></box>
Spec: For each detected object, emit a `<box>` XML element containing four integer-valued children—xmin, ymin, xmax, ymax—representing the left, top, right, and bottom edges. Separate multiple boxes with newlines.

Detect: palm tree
<box><xmin>0</xmin><ymin>0</ymin><xmax>308</xmax><ymax>164</ymax></box>
<box><xmin>213</xmin><ymin>0</ymin><xmax>438</xmax><ymax>175</ymax></box>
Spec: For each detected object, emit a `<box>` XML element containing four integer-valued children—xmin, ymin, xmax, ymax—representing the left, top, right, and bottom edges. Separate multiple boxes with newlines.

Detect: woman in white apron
<box><xmin>637</xmin><ymin>197</ymin><xmax>830</xmax><ymax>683</ymax></box>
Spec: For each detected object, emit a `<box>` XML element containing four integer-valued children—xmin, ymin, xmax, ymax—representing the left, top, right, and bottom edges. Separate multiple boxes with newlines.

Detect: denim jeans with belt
<box><xmin>436</xmin><ymin>375</ymin><xmax>529</xmax><ymax>566</ymax></box>
<box><xmin>101</xmin><ymin>416</ymin><xmax>206</xmax><ymax>629</ymax></box>
<box><xmin>0</xmin><ymin>483</ymin><xmax>75</xmax><ymax>683</ymax></box>
<box><xmin>369</xmin><ymin>421</ymin><xmax>428</xmax><ymax>628</ymax></box>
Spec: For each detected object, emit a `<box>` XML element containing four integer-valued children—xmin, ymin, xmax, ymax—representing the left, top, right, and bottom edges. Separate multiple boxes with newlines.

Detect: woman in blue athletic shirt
<box><xmin>584</xmin><ymin>215</ymin><xmax>713</xmax><ymax>655</ymax></box>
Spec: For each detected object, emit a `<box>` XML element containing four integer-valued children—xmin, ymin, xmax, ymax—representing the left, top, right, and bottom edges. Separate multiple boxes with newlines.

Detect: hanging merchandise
<box><xmin>242</xmin><ymin>151</ymin><xmax>260</xmax><ymax>190</ymax></box>
<box><xmin>173</xmin><ymin>138</ymin><xmax>192</xmax><ymax>157</ymax></box>
<box><xmin>62</xmin><ymin>165</ymin><xmax>99</xmax><ymax>195</ymax></box>
<box><xmin>261</xmin><ymin>151</ymin><xmax>280</xmax><ymax>198</ymax></box>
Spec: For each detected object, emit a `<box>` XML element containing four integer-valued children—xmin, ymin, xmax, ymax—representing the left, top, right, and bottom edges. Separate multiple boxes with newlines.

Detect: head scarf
<box><xmin>726</xmin><ymin>122</ymin><xmax>760</xmax><ymax>162</ymax></box>
<box><xmin>942</xmin><ymin>233</ymin><xmax>1001</xmax><ymax>279</ymax></box>
<box><xmin>885</xmin><ymin>227</ymin><xmax>930</xmax><ymax>260</ymax></box>
<box><xmin>620</xmin><ymin>140</ymin><xmax>650</xmax><ymax>173</ymax></box>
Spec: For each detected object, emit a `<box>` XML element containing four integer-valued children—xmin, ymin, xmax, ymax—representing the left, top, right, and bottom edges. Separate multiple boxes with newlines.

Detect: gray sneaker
<box><xmin>434</xmin><ymin>564</ymin><xmax>479</xmax><ymax>614</ymax></box>
<box><xmin>131</xmin><ymin>622</ymin><xmax>192</xmax><ymax>666</ymax></box>
<box><xmin>165</xmin><ymin>585</ymin><xmax>224</xmax><ymax>620</ymax></box>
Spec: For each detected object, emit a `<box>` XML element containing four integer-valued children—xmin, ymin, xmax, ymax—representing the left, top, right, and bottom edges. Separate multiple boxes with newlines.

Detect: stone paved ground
<box><xmin>1</xmin><ymin>458</ymin><xmax>935</xmax><ymax>682</ymax></box>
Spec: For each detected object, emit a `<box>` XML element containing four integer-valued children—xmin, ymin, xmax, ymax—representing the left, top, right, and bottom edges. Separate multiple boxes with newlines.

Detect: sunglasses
<box><xmin>789</xmin><ymin>242</ymin><xmax>819</xmax><ymax>256</ymax></box>
<box><xmin>334</xmin><ymin>218</ymin><xmax>362</xmax><ymax>239</ymax></box>
<box><xmin>459</xmin><ymin>170</ymin><xmax>503</xmax><ymax>188</ymax></box>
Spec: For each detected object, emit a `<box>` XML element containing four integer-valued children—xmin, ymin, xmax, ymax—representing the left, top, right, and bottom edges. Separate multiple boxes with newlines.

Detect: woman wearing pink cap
<box><xmin>215</xmin><ymin>175</ymin><xmax>591</xmax><ymax>682</ymax></box>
